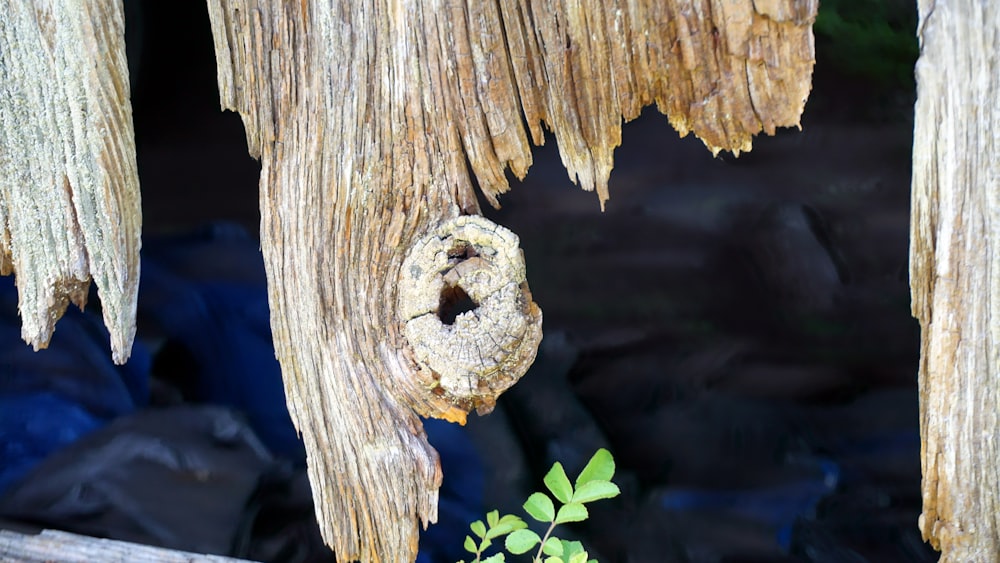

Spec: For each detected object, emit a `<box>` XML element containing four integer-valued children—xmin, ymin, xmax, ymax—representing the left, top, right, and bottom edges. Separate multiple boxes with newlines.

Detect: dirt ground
<box><xmin>126</xmin><ymin>2</ymin><xmax>929</xmax><ymax>561</ymax></box>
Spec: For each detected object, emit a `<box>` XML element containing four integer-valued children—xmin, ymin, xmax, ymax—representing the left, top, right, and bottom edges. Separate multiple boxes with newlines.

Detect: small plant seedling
<box><xmin>459</xmin><ymin>448</ymin><xmax>621</xmax><ymax>563</ymax></box>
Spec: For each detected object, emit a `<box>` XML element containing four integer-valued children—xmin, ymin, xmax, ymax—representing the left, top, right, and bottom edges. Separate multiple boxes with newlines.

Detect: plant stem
<box><xmin>533</xmin><ymin>522</ymin><xmax>559</xmax><ymax>563</ymax></box>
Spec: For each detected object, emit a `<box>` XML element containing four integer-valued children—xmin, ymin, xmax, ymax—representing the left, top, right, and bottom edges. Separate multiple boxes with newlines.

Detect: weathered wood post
<box><xmin>0</xmin><ymin>0</ymin><xmax>141</xmax><ymax>364</ymax></box>
<box><xmin>204</xmin><ymin>1</ymin><xmax>815</xmax><ymax>560</ymax></box>
<box><xmin>910</xmin><ymin>0</ymin><xmax>1000</xmax><ymax>559</ymax></box>
<box><xmin>2</xmin><ymin>1</ymin><xmax>816</xmax><ymax>561</ymax></box>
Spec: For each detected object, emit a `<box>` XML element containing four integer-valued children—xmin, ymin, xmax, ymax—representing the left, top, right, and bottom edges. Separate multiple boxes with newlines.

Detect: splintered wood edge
<box><xmin>399</xmin><ymin>215</ymin><xmax>543</xmax><ymax>416</ymax></box>
<box><xmin>0</xmin><ymin>1</ymin><xmax>141</xmax><ymax>363</ymax></box>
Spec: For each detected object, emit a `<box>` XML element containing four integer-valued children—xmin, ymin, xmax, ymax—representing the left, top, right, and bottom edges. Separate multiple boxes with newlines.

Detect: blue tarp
<box><xmin>0</xmin><ymin>223</ymin><xmax>483</xmax><ymax>562</ymax></box>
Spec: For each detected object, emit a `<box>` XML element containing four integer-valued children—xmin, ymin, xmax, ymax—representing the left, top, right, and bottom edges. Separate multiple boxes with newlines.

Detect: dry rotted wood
<box><xmin>0</xmin><ymin>0</ymin><xmax>141</xmax><ymax>363</ymax></box>
<box><xmin>0</xmin><ymin>529</ymin><xmax>254</xmax><ymax>563</ymax></box>
<box><xmin>205</xmin><ymin>0</ymin><xmax>815</xmax><ymax>560</ymax></box>
<box><xmin>911</xmin><ymin>1</ymin><xmax>1000</xmax><ymax>559</ymax></box>
<box><xmin>399</xmin><ymin>215</ymin><xmax>543</xmax><ymax>416</ymax></box>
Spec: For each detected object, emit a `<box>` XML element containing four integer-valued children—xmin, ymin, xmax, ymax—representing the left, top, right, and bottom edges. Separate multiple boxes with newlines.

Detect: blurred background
<box><xmin>0</xmin><ymin>1</ymin><xmax>930</xmax><ymax>561</ymax></box>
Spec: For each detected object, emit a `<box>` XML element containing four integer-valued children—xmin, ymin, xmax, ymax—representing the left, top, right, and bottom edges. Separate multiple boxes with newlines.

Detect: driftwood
<box><xmin>0</xmin><ymin>0</ymin><xmax>141</xmax><ymax>363</ymax></box>
<box><xmin>910</xmin><ymin>0</ymin><xmax>1000</xmax><ymax>559</ymax></box>
<box><xmin>0</xmin><ymin>529</ymin><xmax>253</xmax><ymax>563</ymax></box>
<box><xmin>205</xmin><ymin>1</ymin><xmax>815</xmax><ymax>560</ymax></box>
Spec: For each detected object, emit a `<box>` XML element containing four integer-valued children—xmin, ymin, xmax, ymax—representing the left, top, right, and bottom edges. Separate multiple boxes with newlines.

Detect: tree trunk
<box><xmin>911</xmin><ymin>1</ymin><xmax>1000</xmax><ymax>559</ymax></box>
<box><xmin>205</xmin><ymin>1</ymin><xmax>815</xmax><ymax>560</ymax></box>
<box><xmin>0</xmin><ymin>0</ymin><xmax>141</xmax><ymax>363</ymax></box>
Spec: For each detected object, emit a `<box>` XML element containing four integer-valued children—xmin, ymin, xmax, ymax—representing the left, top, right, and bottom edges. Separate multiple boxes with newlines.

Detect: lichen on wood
<box><xmin>205</xmin><ymin>0</ymin><xmax>816</xmax><ymax>561</ymax></box>
<box><xmin>0</xmin><ymin>0</ymin><xmax>141</xmax><ymax>363</ymax></box>
<box><xmin>399</xmin><ymin>215</ymin><xmax>542</xmax><ymax>418</ymax></box>
<box><xmin>910</xmin><ymin>0</ymin><xmax>1000</xmax><ymax>559</ymax></box>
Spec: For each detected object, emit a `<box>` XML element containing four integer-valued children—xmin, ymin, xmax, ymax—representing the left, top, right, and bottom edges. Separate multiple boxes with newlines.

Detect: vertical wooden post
<box><xmin>911</xmin><ymin>0</ymin><xmax>1000</xmax><ymax>559</ymax></box>
<box><xmin>205</xmin><ymin>1</ymin><xmax>816</xmax><ymax>560</ymax></box>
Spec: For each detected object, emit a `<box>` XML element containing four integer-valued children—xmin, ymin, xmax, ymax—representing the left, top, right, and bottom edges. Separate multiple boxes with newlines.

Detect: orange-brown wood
<box><xmin>205</xmin><ymin>1</ymin><xmax>815</xmax><ymax>560</ymax></box>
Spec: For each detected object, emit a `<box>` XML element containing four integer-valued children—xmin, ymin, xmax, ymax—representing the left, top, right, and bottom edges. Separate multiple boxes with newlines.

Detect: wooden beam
<box><xmin>911</xmin><ymin>0</ymin><xmax>1000</xmax><ymax>559</ymax></box>
<box><xmin>0</xmin><ymin>529</ymin><xmax>254</xmax><ymax>563</ymax></box>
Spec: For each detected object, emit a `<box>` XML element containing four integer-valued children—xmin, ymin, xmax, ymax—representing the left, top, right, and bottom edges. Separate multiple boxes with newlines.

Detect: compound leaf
<box><xmin>544</xmin><ymin>462</ymin><xmax>574</xmax><ymax>503</ymax></box>
<box><xmin>571</xmin><ymin>480</ymin><xmax>621</xmax><ymax>504</ymax></box>
<box><xmin>524</xmin><ymin>492</ymin><xmax>555</xmax><ymax>522</ymax></box>
<box><xmin>575</xmin><ymin>449</ymin><xmax>615</xmax><ymax>487</ymax></box>
<box><xmin>505</xmin><ymin>529</ymin><xmax>541</xmax><ymax>554</ymax></box>
<box><xmin>542</xmin><ymin>536</ymin><xmax>564</xmax><ymax>556</ymax></box>
<box><xmin>555</xmin><ymin>502</ymin><xmax>588</xmax><ymax>524</ymax></box>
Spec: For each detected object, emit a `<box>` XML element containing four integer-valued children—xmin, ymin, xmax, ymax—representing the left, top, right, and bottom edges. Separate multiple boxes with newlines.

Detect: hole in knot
<box><xmin>439</xmin><ymin>284</ymin><xmax>478</xmax><ymax>325</ymax></box>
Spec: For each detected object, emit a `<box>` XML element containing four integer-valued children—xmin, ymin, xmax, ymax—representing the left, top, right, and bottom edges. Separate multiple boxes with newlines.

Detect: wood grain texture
<box><xmin>0</xmin><ymin>529</ymin><xmax>253</xmax><ymax>563</ymax></box>
<box><xmin>399</xmin><ymin>215</ymin><xmax>542</xmax><ymax>417</ymax></box>
<box><xmin>0</xmin><ymin>0</ymin><xmax>141</xmax><ymax>363</ymax></box>
<box><xmin>205</xmin><ymin>1</ymin><xmax>815</xmax><ymax>560</ymax></box>
<box><xmin>911</xmin><ymin>1</ymin><xmax>1000</xmax><ymax>559</ymax></box>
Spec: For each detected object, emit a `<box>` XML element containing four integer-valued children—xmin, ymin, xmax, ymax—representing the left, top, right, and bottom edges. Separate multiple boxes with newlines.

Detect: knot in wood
<box><xmin>398</xmin><ymin>215</ymin><xmax>542</xmax><ymax>415</ymax></box>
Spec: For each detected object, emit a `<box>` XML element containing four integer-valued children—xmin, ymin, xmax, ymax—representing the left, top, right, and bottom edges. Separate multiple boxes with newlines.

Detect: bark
<box><xmin>0</xmin><ymin>0</ymin><xmax>141</xmax><ymax>363</ymax></box>
<box><xmin>911</xmin><ymin>1</ymin><xmax>1000</xmax><ymax>559</ymax></box>
<box><xmin>205</xmin><ymin>1</ymin><xmax>815</xmax><ymax>561</ymax></box>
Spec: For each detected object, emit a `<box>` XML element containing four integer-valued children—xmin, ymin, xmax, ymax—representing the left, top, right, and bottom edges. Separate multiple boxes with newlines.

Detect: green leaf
<box><xmin>560</xmin><ymin>540</ymin><xmax>587</xmax><ymax>563</ymax></box>
<box><xmin>555</xmin><ymin>502</ymin><xmax>588</xmax><ymax>524</ymax></box>
<box><xmin>544</xmin><ymin>462</ymin><xmax>574</xmax><ymax>504</ymax></box>
<box><xmin>497</xmin><ymin>514</ymin><xmax>528</xmax><ymax>533</ymax></box>
<box><xmin>470</xmin><ymin>520</ymin><xmax>487</xmax><ymax>539</ymax></box>
<box><xmin>486</xmin><ymin>510</ymin><xmax>499</xmax><ymax>528</ymax></box>
<box><xmin>497</xmin><ymin>514</ymin><xmax>524</xmax><ymax>524</ymax></box>
<box><xmin>463</xmin><ymin>535</ymin><xmax>477</xmax><ymax>554</ymax></box>
<box><xmin>575</xmin><ymin>449</ymin><xmax>615</xmax><ymax>487</ymax></box>
<box><xmin>542</xmin><ymin>536</ymin><xmax>564</xmax><ymax>556</ymax></box>
<box><xmin>481</xmin><ymin>554</ymin><xmax>506</xmax><ymax>563</ymax></box>
<box><xmin>497</xmin><ymin>514</ymin><xmax>526</xmax><ymax>527</ymax></box>
<box><xmin>505</xmin><ymin>529</ymin><xmax>541</xmax><ymax>554</ymax></box>
<box><xmin>561</xmin><ymin>540</ymin><xmax>586</xmax><ymax>559</ymax></box>
<box><xmin>571</xmin><ymin>480</ymin><xmax>621</xmax><ymax>504</ymax></box>
<box><xmin>524</xmin><ymin>492</ymin><xmax>555</xmax><ymax>522</ymax></box>
<box><xmin>543</xmin><ymin>557</ymin><xmax>563</xmax><ymax>563</ymax></box>
<box><xmin>485</xmin><ymin>516</ymin><xmax>527</xmax><ymax>540</ymax></box>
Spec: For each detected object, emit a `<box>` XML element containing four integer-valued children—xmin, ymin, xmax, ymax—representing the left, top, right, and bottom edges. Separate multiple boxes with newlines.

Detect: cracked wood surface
<box><xmin>0</xmin><ymin>0</ymin><xmax>141</xmax><ymax>364</ymax></box>
<box><xmin>910</xmin><ymin>0</ymin><xmax>1000</xmax><ymax>560</ymax></box>
<box><xmin>206</xmin><ymin>1</ymin><xmax>815</xmax><ymax>560</ymax></box>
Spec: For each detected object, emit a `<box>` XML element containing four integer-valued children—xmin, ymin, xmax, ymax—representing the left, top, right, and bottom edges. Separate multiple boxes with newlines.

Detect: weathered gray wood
<box><xmin>205</xmin><ymin>1</ymin><xmax>816</xmax><ymax>561</ymax></box>
<box><xmin>0</xmin><ymin>529</ymin><xmax>254</xmax><ymax>563</ymax></box>
<box><xmin>0</xmin><ymin>0</ymin><xmax>142</xmax><ymax>363</ymax></box>
<box><xmin>910</xmin><ymin>0</ymin><xmax>1000</xmax><ymax>559</ymax></box>
<box><xmin>398</xmin><ymin>215</ymin><xmax>543</xmax><ymax>415</ymax></box>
